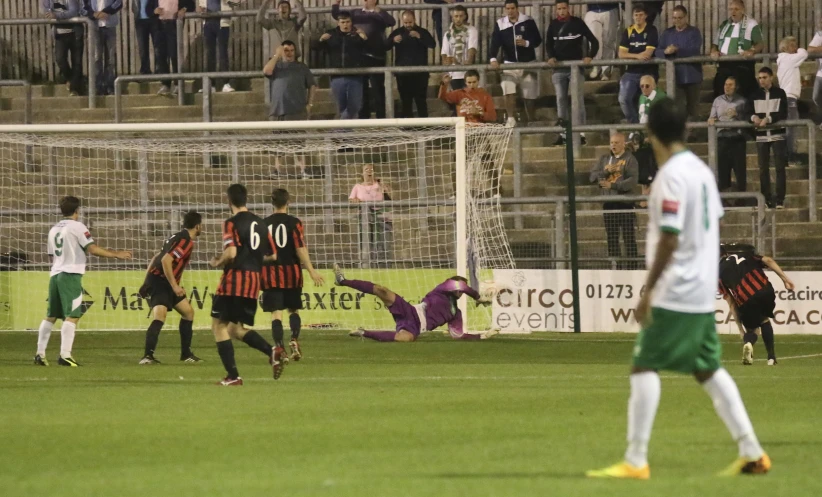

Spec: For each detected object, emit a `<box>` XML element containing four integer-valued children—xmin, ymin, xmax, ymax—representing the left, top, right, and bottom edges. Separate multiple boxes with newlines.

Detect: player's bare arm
<box><xmin>161</xmin><ymin>253</ymin><xmax>186</xmax><ymax>297</ymax></box>
<box><xmin>635</xmin><ymin>232</ymin><xmax>678</xmax><ymax>325</ymax></box>
<box><xmin>296</xmin><ymin>247</ymin><xmax>324</xmax><ymax>286</ymax></box>
<box><xmin>761</xmin><ymin>256</ymin><xmax>795</xmax><ymax>290</ymax></box>
<box><xmin>723</xmin><ymin>293</ymin><xmax>746</xmax><ymax>337</ymax></box>
<box><xmin>210</xmin><ymin>246</ymin><xmax>237</xmax><ymax>268</ymax></box>
<box><xmin>88</xmin><ymin>244</ymin><xmax>132</xmax><ymax>260</ymax></box>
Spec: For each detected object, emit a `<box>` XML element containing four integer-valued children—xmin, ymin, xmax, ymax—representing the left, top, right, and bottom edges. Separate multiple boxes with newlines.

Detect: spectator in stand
<box><xmin>545</xmin><ymin>0</ymin><xmax>598</xmax><ymax>146</ymax></box>
<box><xmin>618</xmin><ymin>4</ymin><xmax>658</xmax><ymax>124</ymax></box>
<box><xmin>41</xmin><ymin>0</ymin><xmax>84</xmax><ymax>97</ymax></box>
<box><xmin>809</xmin><ymin>28</ymin><xmax>822</xmax><ymax>127</ymax></box>
<box><xmin>387</xmin><ymin>11</ymin><xmax>436</xmax><ymax>118</ymax></box>
<box><xmin>132</xmin><ymin>0</ymin><xmax>163</xmax><ymax>80</ymax></box>
<box><xmin>638</xmin><ymin>75</ymin><xmax>666</xmax><ymax>125</ymax></box>
<box><xmin>751</xmin><ymin>67</ymin><xmax>789</xmax><ymax>209</ymax></box>
<box><xmin>331</xmin><ymin>0</ymin><xmax>395</xmax><ymax>119</ymax></box>
<box><xmin>709</xmin><ymin>76</ymin><xmax>749</xmax><ymax>196</ymax></box>
<box><xmin>155</xmin><ymin>0</ymin><xmax>193</xmax><ymax>96</ymax></box>
<box><xmin>441</xmin><ymin>5</ymin><xmax>477</xmax><ymax>97</ymax></box>
<box><xmin>423</xmin><ymin>0</ymin><xmax>464</xmax><ymax>46</ymax></box>
<box><xmin>197</xmin><ymin>0</ymin><xmax>239</xmax><ymax>93</ymax></box>
<box><xmin>589</xmin><ymin>132</ymin><xmax>639</xmax><ymax>270</ymax></box>
<box><xmin>349</xmin><ymin>164</ymin><xmax>393</xmax><ymax>266</ymax></box>
<box><xmin>489</xmin><ymin>0</ymin><xmax>542</xmax><ymax>126</ymax></box>
<box><xmin>320</xmin><ymin>12</ymin><xmax>368</xmax><ymax>120</ymax></box>
<box><xmin>84</xmin><ymin>0</ymin><xmax>123</xmax><ymax>96</ymax></box>
<box><xmin>583</xmin><ymin>1</ymin><xmax>618</xmax><ymax>81</ymax></box>
<box><xmin>655</xmin><ymin>5</ymin><xmax>703</xmax><ymax>120</ymax></box>
<box><xmin>438</xmin><ymin>71</ymin><xmax>496</xmax><ymax>123</ymax></box>
<box><xmin>711</xmin><ymin>0</ymin><xmax>763</xmax><ymax>100</ymax></box>
<box><xmin>777</xmin><ymin>36</ymin><xmax>807</xmax><ymax>166</ymax></box>
<box><xmin>256</xmin><ymin>0</ymin><xmax>306</xmax><ymax>60</ymax></box>
<box><xmin>263</xmin><ymin>41</ymin><xmax>317</xmax><ymax>178</ymax></box>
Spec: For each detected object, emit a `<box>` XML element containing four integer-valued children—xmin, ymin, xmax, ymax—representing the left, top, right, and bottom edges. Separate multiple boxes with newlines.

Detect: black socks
<box><xmin>242</xmin><ymin>330</ymin><xmax>274</xmax><ymax>357</ymax></box>
<box><xmin>760</xmin><ymin>322</ymin><xmax>776</xmax><ymax>360</ymax></box>
<box><xmin>272</xmin><ymin>320</ymin><xmax>285</xmax><ymax>349</ymax></box>
<box><xmin>144</xmin><ymin>320</ymin><xmax>164</xmax><ymax>356</ymax></box>
<box><xmin>289</xmin><ymin>313</ymin><xmax>301</xmax><ymax>341</ymax></box>
<box><xmin>179</xmin><ymin>319</ymin><xmax>193</xmax><ymax>357</ymax></box>
<box><xmin>216</xmin><ymin>339</ymin><xmax>239</xmax><ymax>379</ymax></box>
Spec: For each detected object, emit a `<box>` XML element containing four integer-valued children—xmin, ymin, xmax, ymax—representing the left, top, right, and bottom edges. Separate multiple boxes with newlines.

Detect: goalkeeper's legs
<box><xmin>333</xmin><ymin>263</ymin><xmax>396</xmax><ymax>307</ymax></box>
<box><xmin>351</xmin><ymin>328</ymin><xmax>416</xmax><ymax>342</ymax></box>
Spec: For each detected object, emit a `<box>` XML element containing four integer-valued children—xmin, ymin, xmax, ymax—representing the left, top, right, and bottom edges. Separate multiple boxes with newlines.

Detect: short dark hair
<box><xmin>278</xmin><ymin>0</ymin><xmax>290</xmax><ymax>6</ymax></box>
<box><xmin>336</xmin><ymin>11</ymin><xmax>351</xmax><ymax>20</ymax></box>
<box><xmin>724</xmin><ymin>75</ymin><xmax>737</xmax><ymax>85</ymax></box>
<box><xmin>59</xmin><ymin>196</ymin><xmax>81</xmax><ymax>217</ymax></box>
<box><xmin>504</xmin><ymin>0</ymin><xmax>519</xmax><ymax>7</ymax></box>
<box><xmin>464</xmin><ymin>69</ymin><xmax>480</xmax><ymax>80</ymax></box>
<box><xmin>271</xmin><ymin>188</ymin><xmax>290</xmax><ymax>209</ymax></box>
<box><xmin>673</xmin><ymin>5</ymin><xmax>688</xmax><ymax>15</ymax></box>
<box><xmin>281</xmin><ymin>40</ymin><xmax>296</xmax><ymax>48</ymax></box>
<box><xmin>226</xmin><ymin>184</ymin><xmax>248</xmax><ymax>208</ymax></box>
<box><xmin>183</xmin><ymin>211</ymin><xmax>202</xmax><ymax>229</ymax></box>
<box><xmin>647</xmin><ymin>98</ymin><xmax>688</xmax><ymax>146</ymax></box>
<box><xmin>451</xmin><ymin>5</ymin><xmax>467</xmax><ymax>14</ymax></box>
<box><xmin>758</xmin><ymin>66</ymin><xmax>774</xmax><ymax>76</ymax></box>
<box><xmin>555</xmin><ymin>0</ymin><xmax>569</xmax><ymax>5</ymax></box>
<box><xmin>632</xmin><ymin>3</ymin><xmax>647</xmax><ymax>14</ymax></box>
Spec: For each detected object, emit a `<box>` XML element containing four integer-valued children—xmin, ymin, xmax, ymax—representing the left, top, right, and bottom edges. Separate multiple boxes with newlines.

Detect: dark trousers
<box><xmin>159</xmin><ymin>20</ymin><xmax>178</xmax><ymax>86</ymax></box>
<box><xmin>396</xmin><ymin>72</ymin><xmax>429</xmax><ymax>118</ymax></box>
<box><xmin>714</xmin><ymin>62</ymin><xmax>756</xmax><ymax>100</ymax></box>
<box><xmin>360</xmin><ymin>57</ymin><xmax>386</xmax><ymax>119</ymax></box>
<box><xmin>54</xmin><ymin>28</ymin><xmax>84</xmax><ymax>94</ymax></box>
<box><xmin>204</xmin><ymin>22</ymin><xmax>230</xmax><ymax>88</ymax></box>
<box><xmin>135</xmin><ymin>18</ymin><xmax>164</xmax><ymax>75</ymax></box>
<box><xmin>718</xmin><ymin>135</ymin><xmax>748</xmax><ymax>192</ymax></box>
<box><xmin>677</xmin><ymin>82</ymin><xmax>701</xmax><ymax>120</ymax></box>
<box><xmin>603</xmin><ymin>209</ymin><xmax>638</xmax><ymax>269</ymax></box>
<box><xmin>757</xmin><ymin>139</ymin><xmax>788</xmax><ymax>204</ymax></box>
<box><xmin>94</xmin><ymin>26</ymin><xmax>117</xmax><ymax>94</ymax></box>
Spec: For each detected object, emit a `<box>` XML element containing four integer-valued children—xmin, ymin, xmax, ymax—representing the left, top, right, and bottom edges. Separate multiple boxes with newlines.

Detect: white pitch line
<box><xmin>771</xmin><ymin>352</ymin><xmax>822</xmax><ymax>361</ymax></box>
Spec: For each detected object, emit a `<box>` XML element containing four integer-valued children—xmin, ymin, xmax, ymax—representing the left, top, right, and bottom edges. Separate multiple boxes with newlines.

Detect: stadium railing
<box><xmin>0</xmin><ymin>80</ymin><xmax>33</xmax><ymax>125</ymax></box>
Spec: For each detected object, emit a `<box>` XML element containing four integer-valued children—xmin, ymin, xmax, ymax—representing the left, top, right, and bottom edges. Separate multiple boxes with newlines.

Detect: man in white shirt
<box><xmin>587</xmin><ymin>98</ymin><xmax>771</xmax><ymax>480</ymax></box>
<box><xmin>34</xmin><ymin>196</ymin><xmax>132</xmax><ymax>366</ymax></box>
<box><xmin>807</xmin><ymin>29</ymin><xmax>822</xmax><ymax>129</ymax></box>
<box><xmin>777</xmin><ymin>36</ymin><xmax>806</xmax><ymax>166</ymax></box>
<box><xmin>440</xmin><ymin>5</ymin><xmax>477</xmax><ymax>92</ymax></box>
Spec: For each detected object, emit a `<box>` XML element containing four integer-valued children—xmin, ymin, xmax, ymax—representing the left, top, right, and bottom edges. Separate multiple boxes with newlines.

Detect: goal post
<box><xmin>0</xmin><ymin>119</ymin><xmax>513</xmax><ymax>334</ymax></box>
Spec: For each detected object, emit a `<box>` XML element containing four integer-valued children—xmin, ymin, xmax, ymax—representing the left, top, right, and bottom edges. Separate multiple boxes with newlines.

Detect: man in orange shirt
<box><xmin>438</xmin><ymin>70</ymin><xmax>497</xmax><ymax>123</ymax></box>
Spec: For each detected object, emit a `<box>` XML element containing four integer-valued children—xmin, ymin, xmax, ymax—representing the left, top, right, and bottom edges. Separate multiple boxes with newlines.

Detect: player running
<box><xmin>334</xmin><ymin>264</ymin><xmax>494</xmax><ymax>342</ymax></box>
<box><xmin>261</xmin><ymin>189</ymin><xmax>325</xmax><ymax>378</ymax></box>
<box><xmin>719</xmin><ymin>243</ymin><xmax>794</xmax><ymax>366</ymax></box>
<box><xmin>209</xmin><ymin>184</ymin><xmax>278</xmax><ymax>386</ymax></box>
<box><xmin>34</xmin><ymin>196</ymin><xmax>132</xmax><ymax>366</ymax></box>
<box><xmin>138</xmin><ymin>211</ymin><xmax>204</xmax><ymax>365</ymax></box>
<box><xmin>587</xmin><ymin>99</ymin><xmax>770</xmax><ymax>480</ymax></box>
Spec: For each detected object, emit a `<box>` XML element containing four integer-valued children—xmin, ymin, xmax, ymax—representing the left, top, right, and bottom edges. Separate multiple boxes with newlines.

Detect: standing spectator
<box><xmin>197</xmin><ymin>0</ymin><xmax>238</xmax><ymax>93</ymax></box>
<box><xmin>709</xmin><ymin>76</ymin><xmax>749</xmax><ymax>195</ymax></box>
<box><xmin>387</xmin><ymin>11</ymin><xmax>436</xmax><ymax>118</ymax></box>
<box><xmin>423</xmin><ymin>0</ymin><xmax>463</xmax><ymax>46</ymax></box>
<box><xmin>640</xmin><ymin>1</ymin><xmax>664</xmax><ymax>27</ymax></box>
<box><xmin>809</xmin><ymin>28</ymin><xmax>822</xmax><ymax>126</ymax></box>
<box><xmin>84</xmin><ymin>0</ymin><xmax>123</xmax><ymax>96</ymax></box>
<box><xmin>264</xmin><ymin>41</ymin><xmax>317</xmax><ymax>178</ymax></box>
<box><xmin>751</xmin><ymin>67</ymin><xmax>789</xmax><ymax>209</ymax></box>
<box><xmin>655</xmin><ymin>5</ymin><xmax>703</xmax><ymax>120</ymax></box>
<box><xmin>618</xmin><ymin>4</ymin><xmax>658</xmax><ymax>124</ymax></box>
<box><xmin>638</xmin><ymin>75</ymin><xmax>666</xmax><ymax>125</ymax></box>
<box><xmin>545</xmin><ymin>0</ymin><xmax>598</xmax><ymax>146</ymax></box>
<box><xmin>589</xmin><ymin>132</ymin><xmax>639</xmax><ymax>269</ymax></box>
<box><xmin>319</xmin><ymin>12</ymin><xmax>368</xmax><ymax>120</ymax></box>
<box><xmin>41</xmin><ymin>0</ymin><xmax>84</xmax><ymax>96</ymax></box>
<box><xmin>331</xmin><ymin>0</ymin><xmax>396</xmax><ymax>119</ymax></box>
<box><xmin>489</xmin><ymin>0</ymin><xmax>542</xmax><ymax>125</ymax></box>
<box><xmin>441</xmin><ymin>5</ymin><xmax>477</xmax><ymax>92</ymax></box>
<box><xmin>256</xmin><ymin>0</ymin><xmax>306</xmax><ymax>60</ymax></box>
<box><xmin>349</xmin><ymin>164</ymin><xmax>393</xmax><ymax>266</ymax></box>
<box><xmin>777</xmin><ymin>36</ymin><xmax>807</xmax><ymax>166</ymax></box>
<box><xmin>711</xmin><ymin>0</ymin><xmax>763</xmax><ymax>100</ymax></box>
<box><xmin>155</xmin><ymin>0</ymin><xmax>193</xmax><ymax>96</ymax></box>
<box><xmin>132</xmin><ymin>0</ymin><xmax>163</xmax><ymax>78</ymax></box>
<box><xmin>583</xmin><ymin>1</ymin><xmax>618</xmax><ymax>81</ymax></box>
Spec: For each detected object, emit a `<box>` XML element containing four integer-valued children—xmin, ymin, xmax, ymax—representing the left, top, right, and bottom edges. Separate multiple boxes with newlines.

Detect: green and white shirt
<box><xmin>638</xmin><ymin>88</ymin><xmax>667</xmax><ymax>124</ymax></box>
<box><xmin>47</xmin><ymin>219</ymin><xmax>95</xmax><ymax>276</ymax></box>
<box><xmin>646</xmin><ymin>150</ymin><xmax>724</xmax><ymax>313</ymax></box>
<box><xmin>715</xmin><ymin>15</ymin><xmax>762</xmax><ymax>55</ymax></box>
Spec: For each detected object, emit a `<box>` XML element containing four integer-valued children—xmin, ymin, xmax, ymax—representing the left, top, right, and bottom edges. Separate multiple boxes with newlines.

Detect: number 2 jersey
<box><xmin>149</xmin><ymin>229</ymin><xmax>195</xmax><ymax>284</ymax></box>
<box><xmin>718</xmin><ymin>254</ymin><xmax>774</xmax><ymax>307</ymax></box>
<box><xmin>261</xmin><ymin>213</ymin><xmax>306</xmax><ymax>290</ymax></box>
<box><xmin>217</xmin><ymin>211</ymin><xmax>275</xmax><ymax>299</ymax></box>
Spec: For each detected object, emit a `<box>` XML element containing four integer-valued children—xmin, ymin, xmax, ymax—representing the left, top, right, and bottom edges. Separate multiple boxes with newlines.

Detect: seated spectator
<box><xmin>638</xmin><ymin>75</ymin><xmax>666</xmax><ymax>125</ymax></box>
<box><xmin>197</xmin><ymin>0</ymin><xmax>238</xmax><ymax>93</ymax></box>
<box><xmin>423</xmin><ymin>0</ymin><xmax>464</xmax><ymax>45</ymax></box>
<box><xmin>589</xmin><ymin>132</ymin><xmax>639</xmax><ymax>269</ymax></box>
<box><xmin>776</xmin><ymin>36</ymin><xmax>806</xmax><ymax>166</ymax></box>
<box><xmin>41</xmin><ymin>0</ymin><xmax>84</xmax><ymax>96</ymax></box>
<box><xmin>584</xmin><ymin>1</ymin><xmax>618</xmax><ymax>81</ymax></box>
<box><xmin>709</xmin><ymin>76</ymin><xmax>749</xmax><ymax>195</ymax></box>
<box><xmin>489</xmin><ymin>0</ymin><xmax>542</xmax><ymax>125</ymax></box>
<box><xmin>438</xmin><ymin>70</ymin><xmax>496</xmax><ymax>124</ymax></box>
<box><xmin>655</xmin><ymin>5</ymin><xmax>703</xmax><ymax>120</ymax></box>
<box><xmin>545</xmin><ymin>0</ymin><xmax>598</xmax><ymax>146</ymax></box>
<box><xmin>387</xmin><ymin>11</ymin><xmax>436</xmax><ymax>118</ymax></box>
<box><xmin>711</xmin><ymin>0</ymin><xmax>763</xmax><ymax>100</ymax></box>
<box><xmin>132</xmin><ymin>0</ymin><xmax>163</xmax><ymax>81</ymax></box>
<box><xmin>257</xmin><ymin>0</ymin><xmax>306</xmax><ymax>60</ymax></box>
<box><xmin>155</xmin><ymin>0</ymin><xmax>193</xmax><ymax>96</ymax></box>
<box><xmin>751</xmin><ymin>67</ymin><xmax>788</xmax><ymax>209</ymax></box>
<box><xmin>320</xmin><ymin>12</ymin><xmax>368</xmax><ymax>119</ymax></box>
<box><xmin>349</xmin><ymin>164</ymin><xmax>393</xmax><ymax>267</ymax></box>
<box><xmin>618</xmin><ymin>4</ymin><xmax>658</xmax><ymax>124</ymax></box>
<box><xmin>85</xmin><ymin>0</ymin><xmax>123</xmax><ymax>96</ymax></box>
<box><xmin>809</xmin><ymin>28</ymin><xmax>822</xmax><ymax>126</ymax></box>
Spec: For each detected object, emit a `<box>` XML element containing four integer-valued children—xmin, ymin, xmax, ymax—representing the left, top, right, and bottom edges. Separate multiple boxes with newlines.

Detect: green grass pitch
<box><xmin>1</xmin><ymin>330</ymin><xmax>821</xmax><ymax>497</ymax></box>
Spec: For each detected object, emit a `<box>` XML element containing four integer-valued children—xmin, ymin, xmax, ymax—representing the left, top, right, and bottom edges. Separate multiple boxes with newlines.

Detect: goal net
<box><xmin>0</xmin><ymin>119</ymin><xmax>514</xmax><ymax>334</ymax></box>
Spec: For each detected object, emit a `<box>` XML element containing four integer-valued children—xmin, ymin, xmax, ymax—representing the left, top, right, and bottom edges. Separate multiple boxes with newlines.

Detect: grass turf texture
<box><xmin>1</xmin><ymin>331</ymin><xmax>821</xmax><ymax>497</ymax></box>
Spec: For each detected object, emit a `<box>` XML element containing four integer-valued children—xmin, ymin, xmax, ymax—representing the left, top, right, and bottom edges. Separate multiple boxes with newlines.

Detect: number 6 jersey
<box><xmin>216</xmin><ymin>211</ymin><xmax>275</xmax><ymax>299</ymax></box>
<box><xmin>261</xmin><ymin>212</ymin><xmax>306</xmax><ymax>290</ymax></box>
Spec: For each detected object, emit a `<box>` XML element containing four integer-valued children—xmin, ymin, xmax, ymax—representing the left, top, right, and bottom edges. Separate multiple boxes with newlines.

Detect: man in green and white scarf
<box><xmin>440</xmin><ymin>5</ymin><xmax>478</xmax><ymax>91</ymax></box>
<box><xmin>638</xmin><ymin>75</ymin><xmax>667</xmax><ymax>124</ymax></box>
<box><xmin>710</xmin><ymin>0</ymin><xmax>763</xmax><ymax>99</ymax></box>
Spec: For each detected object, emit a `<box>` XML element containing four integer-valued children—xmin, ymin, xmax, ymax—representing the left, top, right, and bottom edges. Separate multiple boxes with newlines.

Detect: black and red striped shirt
<box><xmin>216</xmin><ymin>211</ymin><xmax>275</xmax><ymax>299</ymax></box>
<box><xmin>262</xmin><ymin>213</ymin><xmax>306</xmax><ymax>290</ymax></box>
<box><xmin>150</xmin><ymin>230</ymin><xmax>195</xmax><ymax>284</ymax></box>
<box><xmin>718</xmin><ymin>254</ymin><xmax>773</xmax><ymax>307</ymax></box>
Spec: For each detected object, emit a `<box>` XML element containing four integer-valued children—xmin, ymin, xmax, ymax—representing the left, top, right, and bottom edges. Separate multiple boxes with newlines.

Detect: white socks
<box><xmin>60</xmin><ymin>321</ymin><xmax>77</xmax><ymax>359</ymax></box>
<box><xmin>36</xmin><ymin>320</ymin><xmax>54</xmax><ymax>356</ymax></box>
<box><xmin>702</xmin><ymin>368</ymin><xmax>764</xmax><ymax>460</ymax></box>
<box><xmin>624</xmin><ymin>371</ymin><xmax>661</xmax><ymax>468</ymax></box>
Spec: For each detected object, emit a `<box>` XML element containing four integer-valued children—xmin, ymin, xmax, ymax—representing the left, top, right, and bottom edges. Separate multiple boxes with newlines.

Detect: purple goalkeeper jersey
<box><xmin>421</xmin><ymin>278</ymin><xmax>481</xmax><ymax>336</ymax></box>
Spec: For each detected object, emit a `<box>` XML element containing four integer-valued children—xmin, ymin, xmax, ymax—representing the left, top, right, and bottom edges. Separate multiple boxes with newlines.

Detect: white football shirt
<box><xmin>646</xmin><ymin>150</ymin><xmax>724</xmax><ymax>313</ymax></box>
<box><xmin>47</xmin><ymin>219</ymin><xmax>95</xmax><ymax>276</ymax></box>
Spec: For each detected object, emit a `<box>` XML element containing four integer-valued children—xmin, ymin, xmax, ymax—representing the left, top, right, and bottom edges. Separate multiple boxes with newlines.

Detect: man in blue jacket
<box><xmin>655</xmin><ymin>5</ymin><xmax>703</xmax><ymax>120</ymax></box>
<box><xmin>84</xmin><ymin>0</ymin><xmax>123</xmax><ymax>96</ymax></box>
<box><xmin>489</xmin><ymin>0</ymin><xmax>542</xmax><ymax>125</ymax></box>
<box><xmin>41</xmin><ymin>0</ymin><xmax>84</xmax><ymax>96</ymax></box>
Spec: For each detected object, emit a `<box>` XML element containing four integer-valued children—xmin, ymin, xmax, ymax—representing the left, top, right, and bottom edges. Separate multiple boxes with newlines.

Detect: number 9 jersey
<box><xmin>216</xmin><ymin>211</ymin><xmax>276</xmax><ymax>299</ymax></box>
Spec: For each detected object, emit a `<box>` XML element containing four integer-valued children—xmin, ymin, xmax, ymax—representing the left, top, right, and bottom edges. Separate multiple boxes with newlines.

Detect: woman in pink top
<box><xmin>349</xmin><ymin>164</ymin><xmax>393</xmax><ymax>266</ymax></box>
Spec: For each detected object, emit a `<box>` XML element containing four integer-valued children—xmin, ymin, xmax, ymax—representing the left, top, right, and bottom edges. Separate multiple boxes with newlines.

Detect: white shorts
<box><xmin>500</xmin><ymin>69</ymin><xmax>539</xmax><ymax>99</ymax></box>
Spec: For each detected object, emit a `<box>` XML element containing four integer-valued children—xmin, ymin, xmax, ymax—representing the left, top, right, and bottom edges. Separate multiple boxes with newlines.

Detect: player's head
<box><xmin>646</xmin><ymin>98</ymin><xmax>687</xmax><ymax>150</ymax></box>
<box><xmin>449</xmin><ymin>276</ymin><xmax>468</xmax><ymax>284</ymax></box>
<box><xmin>226</xmin><ymin>183</ymin><xmax>248</xmax><ymax>209</ymax></box>
<box><xmin>59</xmin><ymin>196</ymin><xmax>81</xmax><ymax>218</ymax></box>
<box><xmin>271</xmin><ymin>188</ymin><xmax>290</xmax><ymax>210</ymax></box>
<box><xmin>183</xmin><ymin>211</ymin><xmax>203</xmax><ymax>237</ymax></box>
<box><xmin>465</xmin><ymin>70</ymin><xmax>480</xmax><ymax>90</ymax></box>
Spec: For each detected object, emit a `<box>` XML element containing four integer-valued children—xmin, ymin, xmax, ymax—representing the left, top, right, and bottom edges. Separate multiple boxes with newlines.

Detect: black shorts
<box><xmin>147</xmin><ymin>274</ymin><xmax>186</xmax><ymax>311</ymax></box>
<box><xmin>260</xmin><ymin>288</ymin><xmax>303</xmax><ymax>313</ymax></box>
<box><xmin>738</xmin><ymin>288</ymin><xmax>776</xmax><ymax>331</ymax></box>
<box><xmin>211</xmin><ymin>295</ymin><xmax>258</xmax><ymax>327</ymax></box>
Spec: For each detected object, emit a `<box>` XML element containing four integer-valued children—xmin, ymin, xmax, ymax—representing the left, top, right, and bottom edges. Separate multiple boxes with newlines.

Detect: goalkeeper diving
<box><xmin>334</xmin><ymin>264</ymin><xmax>497</xmax><ymax>342</ymax></box>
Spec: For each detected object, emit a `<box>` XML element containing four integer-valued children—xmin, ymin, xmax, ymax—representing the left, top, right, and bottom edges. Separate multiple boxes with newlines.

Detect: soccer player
<box><xmin>261</xmin><ymin>188</ymin><xmax>325</xmax><ymax>378</ymax></box>
<box><xmin>209</xmin><ymin>184</ymin><xmax>278</xmax><ymax>386</ymax></box>
<box><xmin>334</xmin><ymin>264</ymin><xmax>493</xmax><ymax>342</ymax></box>
<box><xmin>138</xmin><ymin>211</ymin><xmax>204</xmax><ymax>365</ymax></box>
<box><xmin>719</xmin><ymin>243</ymin><xmax>794</xmax><ymax>366</ymax></box>
<box><xmin>587</xmin><ymin>99</ymin><xmax>770</xmax><ymax>479</ymax></box>
<box><xmin>34</xmin><ymin>196</ymin><xmax>132</xmax><ymax>366</ymax></box>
